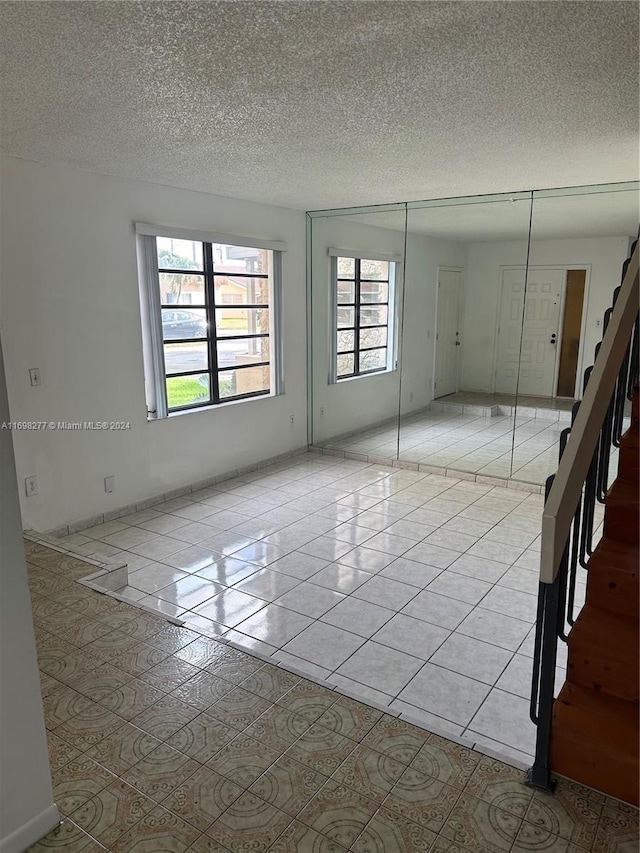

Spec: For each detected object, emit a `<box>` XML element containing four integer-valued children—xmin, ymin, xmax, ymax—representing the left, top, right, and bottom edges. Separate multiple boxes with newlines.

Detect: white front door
<box><xmin>495</xmin><ymin>268</ymin><xmax>563</xmax><ymax>396</ymax></box>
<box><xmin>434</xmin><ymin>268</ymin><xmax>463</xmax><ymax>398</ymax></box>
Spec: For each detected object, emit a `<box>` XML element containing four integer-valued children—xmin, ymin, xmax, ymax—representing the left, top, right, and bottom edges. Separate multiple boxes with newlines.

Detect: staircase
<box><xmin>550</xmin><ymin>384</ymin><xmax>639</xmax><ymax>804</ymax></box>
<box><xmin>527</xmin><ymin>240</ymin><xmax>639</xmax><ymax>805</ymax></box>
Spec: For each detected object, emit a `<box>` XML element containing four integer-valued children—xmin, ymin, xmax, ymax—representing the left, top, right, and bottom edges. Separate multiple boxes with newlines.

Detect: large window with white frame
<box><xmin>332</xmin><ymin>254</ymin><xmax>397</xmax><ymax>381</ymax></box>
<box><xmin>137</xmin><ymin>225</ymin><xmax>284</xmax><ymax>417</ymax></box>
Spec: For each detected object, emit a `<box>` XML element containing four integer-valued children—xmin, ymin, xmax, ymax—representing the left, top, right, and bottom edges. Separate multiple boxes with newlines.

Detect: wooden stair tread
<box><xmin>588</xmin><ymin>537</ymin><xmax>639</xmax><ymax>573</ymax></box>
<box><xmin>568</xmin><ymin>605</ymin><xmax>639</xmax><ymax>651</ymax></box>
<box><xmin>606</xmin><ymin>476</ymin><xmax>640</xmax><ymax>507</ymax></box>
<box><xmin>603</xmin><ymin>477</ymin><xmax>639</xmax><ymax>544</ymax></box>
<box><xmin>586</xmin><ymin>538</ymin><xmax>639</xmax><ymax>619</ymax></box>
<box><xmin>618</xmin><ymin>428</ymin><xmax>639</xmax><ymax>481</ymax></box>
<box><xmin>617</xmin><ymin>385</ymin><xmax>639</xmax><ymax>485</ymax></box>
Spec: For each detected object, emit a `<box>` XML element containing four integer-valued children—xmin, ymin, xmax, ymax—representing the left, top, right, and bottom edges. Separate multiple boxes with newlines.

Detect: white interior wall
<box><xmin>0</xmin><ymin>157</ymin><xmax>307</xmax><ymax>532</ymax></box>
<box><xmin>310</xmin><ymin>216</ymin><xmax>467</xmax><ymax>444</ymax></box>
<box><xmin>0</xmin><ymin>340</ymin><xmax>59</xmax><ymax>853</ymax></box>
<box><xmin>460</xmin><ymin>235</ymin><xmax>632</xmax><ymax>394</ymax></box>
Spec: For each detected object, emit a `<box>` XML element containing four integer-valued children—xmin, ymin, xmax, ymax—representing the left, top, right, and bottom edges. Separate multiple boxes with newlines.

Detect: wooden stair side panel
<box><xmin>549</xmin><ymin>386</ymin><xmax>639</xmax><ymax>804</ymax></box>
<box><xmin>585</xmin><ymin>538</ymin><xmax>639</xmax><ymax>618</ymax></box>
<box><xmin>602</xmin><ymin>478</ymin><xmax>639</xmax><ymax>546</ymax></box>
<box><xmin>565</xmin><ymin>605</ymin><xmax>639</xmax><ymax>703</ymax></box>
<box><xmin>617</xmin><ymin>429</ymin><xmax>639</xmax><ymax>483</ymax></box>
<box><xmin>550</xmin><ymin>683</ymin><xmax>639</xmax><ymax>806</ymax></box>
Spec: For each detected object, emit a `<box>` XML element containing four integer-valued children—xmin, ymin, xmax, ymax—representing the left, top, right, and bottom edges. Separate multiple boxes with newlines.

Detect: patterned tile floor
<box><xmin>26</xmin><ymin>541</ymin><xmax>638</xmax><ymax>853</ymax></box>
<box><xmin>44</xmin><ymin>453</ymin><xmax>607</xmax><ymax>766</ymax></box>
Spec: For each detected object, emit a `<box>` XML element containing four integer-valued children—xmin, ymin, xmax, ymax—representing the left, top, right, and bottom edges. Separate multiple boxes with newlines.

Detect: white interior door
<box><xmin>495</xmin><ymin>268</ymin><xmax>563</xmax><ymax>396</ymax></box>
<box><xmin>434</xmin><ymin>268</ymin><xmax>462</xmax><ymax>398</ymax></box>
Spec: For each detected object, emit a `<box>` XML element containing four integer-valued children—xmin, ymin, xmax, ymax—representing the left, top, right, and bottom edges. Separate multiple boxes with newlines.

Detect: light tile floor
<box><xmin>49</xmin><ymin>452</ymin><xmax>606</xmax><ymax>767</ymax></box>
<box><xmin>26</xmin><ymin>541</ymin><xmax>637</xmax><ymax>853</ymax></box>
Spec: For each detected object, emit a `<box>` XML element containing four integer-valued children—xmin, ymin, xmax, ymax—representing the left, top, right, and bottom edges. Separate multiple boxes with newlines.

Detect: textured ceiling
<box><xmin>1</xmin><ymin>1</ymin><xmax>638</xmax><ymax>211</ymax></box>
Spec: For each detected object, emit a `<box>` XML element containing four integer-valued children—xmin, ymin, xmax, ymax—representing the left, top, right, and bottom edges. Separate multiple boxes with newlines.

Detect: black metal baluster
<box><xmin>530</xmin><ymin>475</ymin><xmax>555</xmax><ymax>728</ymax></box>
<box><xmin>597</xmin><ymin>391</ymin><xmax>615</xmax><ymax>501</ymax></box>
<box><xmin>556</xmin><ymin>427</ymin><xmax>580</xmax><ymax>637</ymax></box>
<box><xmin>613</xmin><ymin>345</ymin><xmax>630</xmax><ymax>447</ymax></box>
<box><xmin>580</xmin><ymin>446</ymin><xmax>598</xmax><ymax>566</ymax></box>
<box><xmin>627</xmin><ymin>315</ymin><xmax>639</xmax><ymax>400</ymax></box>
<box><xmin>566</xmin><ymin>494</ymin><xmax>582</xmax><ymax>628</ymax></box>
<box><xmin>527</xmin><ymin>539</ymin><xmax>568</xmax><ymax>793</ymax></box>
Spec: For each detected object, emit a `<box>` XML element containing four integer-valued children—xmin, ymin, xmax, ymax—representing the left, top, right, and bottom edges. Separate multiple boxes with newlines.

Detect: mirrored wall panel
<box><xmin>309</xmin><ymin>205</ymin><xmax>407</xmax><ymax>459</ymax></box>
<box><xmin>398</xmin><ymin>192</ymin><xmax>533</xmax><ymax>480</ymax></box>
<box><xmin>507</xmin><ymin>183</ymin><xmax>640</xmax><ymax>487</ymax></box>
<box><xmin>308</xmin><ymin>182</ymin><xmax>639</xmax><ymax>492</ymax></box>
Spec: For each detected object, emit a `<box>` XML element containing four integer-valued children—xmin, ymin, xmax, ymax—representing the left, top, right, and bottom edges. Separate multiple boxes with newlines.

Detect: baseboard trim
<box><xmin>0</xmin><ymin>803</ymin><xmax>60</xmax><ymax>853</ymax></box>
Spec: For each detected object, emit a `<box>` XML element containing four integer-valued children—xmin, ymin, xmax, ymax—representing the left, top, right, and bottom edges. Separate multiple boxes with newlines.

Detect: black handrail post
<box><xmin>526</xmin><ymin>577</ymin><xmax>560</xmax><ymax>792</ymax></box>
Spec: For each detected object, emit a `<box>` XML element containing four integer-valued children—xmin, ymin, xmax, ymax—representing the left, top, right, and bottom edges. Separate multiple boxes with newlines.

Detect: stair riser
<box><xmin>617</xmin><ymin>465</ymin><xmax>639</xmax><ymax>484</ymax></box>
<box><xmin>604</xmin><ymin>510</ymin><xmax>639</xmax><ymax>544</ymax></box>
<box><xmin>586</xmin><ymin>568</ymin><xmax>639</xmax><ymax>618</ymax></box>
<box><xmin>617</xmin><ymin>455</ymin><xmax>638</xmax><ymax>482</ymax></box>
<box><xmin>567</xmin><ymin>655</ymin><xmax>639</xmax><ymax>703</ymax></box>
<box><xmin>618</xmin><ymin>443</ymin><xmax>639</xmax><ymax>481</ymax></box>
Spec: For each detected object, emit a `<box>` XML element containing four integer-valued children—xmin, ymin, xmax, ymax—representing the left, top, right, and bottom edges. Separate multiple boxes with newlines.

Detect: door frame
<box><xmin>492</xmin><ymin>264</ymin><xmax>591</xmax><ymax>398</ymax></box>
<box><xmin>433</xmin><ymin>265</ymin><xmax>465</xmax><ymax>399</ymax></box>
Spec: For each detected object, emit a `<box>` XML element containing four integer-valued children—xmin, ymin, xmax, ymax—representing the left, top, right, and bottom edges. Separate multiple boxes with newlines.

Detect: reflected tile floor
<box><xmin>320</xmin><ymin>397</ymin><xmax>622</xmax><ymax>487</ymax></box>
<box><xmin>437</xmin><ymin>391</ymin><xmax>576</xmax><ymax>412</ymax></box>
<box><xmin>40</xmin><ymin>453</ymin><xmax>607</xmax><ymax>765</ymax></box>
<box><xmin>27</xmin><ymin>541</ymin><xmax>637</xmax><ymax>853</ymax></box>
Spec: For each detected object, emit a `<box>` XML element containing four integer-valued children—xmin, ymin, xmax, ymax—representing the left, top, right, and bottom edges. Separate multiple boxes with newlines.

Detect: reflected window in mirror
<box><xmin>332</xmin><ymin>255</ymin><xmax>397</xmax><ymax>382</ymax></box>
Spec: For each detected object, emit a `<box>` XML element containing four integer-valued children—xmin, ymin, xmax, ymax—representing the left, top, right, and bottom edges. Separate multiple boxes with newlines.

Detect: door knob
<box><xmin>455</xmin><ymin>341</ymin><xmax>461</xmax><ymax>346</ymax></box>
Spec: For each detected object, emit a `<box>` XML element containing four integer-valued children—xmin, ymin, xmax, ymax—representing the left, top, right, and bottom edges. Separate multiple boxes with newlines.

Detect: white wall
<box><xmin>0</xmin><ymin>341</ymin><xmax>59</xmax><ymax>852</ymax></box>
<box><xmin>310</xmin><ymin>215</ymin><xmax>467</xmax><ymax>444</ymax></box>
<box><xmin>0</xmin><ymin>158</ymin><xmax>307</xmax><ymax>532</ymax></box>
<box><xmin>460</xmin><ymin>235</ymin><xmax>632</xmax><ymax>393</ymax></box>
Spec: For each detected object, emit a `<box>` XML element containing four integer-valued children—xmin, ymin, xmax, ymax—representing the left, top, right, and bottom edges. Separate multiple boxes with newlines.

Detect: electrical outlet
<box><xmin>409</xmin><ymin>392</ymin><xmax>414</xmax><ymax>403</ymax></box>
<box><xmin>289</xmin><ymin>414</ymin><xmax>295</xmax><ymax>425</ymax></box>
<box><xmin>320</xmin><ymin>407</ymin><xmax>324</xmax><ymax>417</ymax></box>
<box><xmin>104</xmin><ymin>475</ymin><xmax>115</xmax><ymax>493</ymax></box>
<box><xmin>29</xmin><ymin>368</ymin><xmax>42</xmax><ymax>386</ymax></box>
<box><xmin>25</xmin><ymin>475</ymin><xmax>38</xmax><ymax>497</ymax></box>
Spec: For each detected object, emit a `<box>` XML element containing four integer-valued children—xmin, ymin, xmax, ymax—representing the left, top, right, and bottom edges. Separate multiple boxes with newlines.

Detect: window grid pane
<box><xmin>336</xmin><ymin>257</ymin><xmax>391</xmax><ymax>381</ymax></box>
<box><xmin>160</xmin><ymin>240</ymin><xmax>273</xmax><ymax>412</ymax></box>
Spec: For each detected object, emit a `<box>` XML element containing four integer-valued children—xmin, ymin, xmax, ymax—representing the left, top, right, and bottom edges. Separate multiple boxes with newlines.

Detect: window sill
<box><xmin>147</xmin><ymin>390</ymin><xmax>278</xmax><ymax>421</ymax></box>
<box><xmin>332</xmin><ymin>369</ymin><xmax>397</xmax><ymax>386</ymax></box>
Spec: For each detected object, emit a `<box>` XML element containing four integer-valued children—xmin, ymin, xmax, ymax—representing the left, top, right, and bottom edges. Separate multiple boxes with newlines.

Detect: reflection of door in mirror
<box><xmin>495</xmin><ymin>267</ymin><xmax>567</xmax><ymax>397</ymax></box>
<box><xmin>557</xmin><ymin>270</ymin><xmax>586</xmax><ymax>397</ymax></box>
<box><xmin>434</xmin><ymin>267</ymin><xmax>463</xmax><ymax>399</ymax></box>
